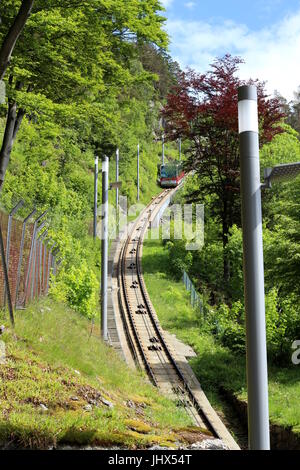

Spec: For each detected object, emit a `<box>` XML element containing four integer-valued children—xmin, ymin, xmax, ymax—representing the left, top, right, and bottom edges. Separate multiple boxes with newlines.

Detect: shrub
<box><xmin>166</xmin><ymin>239</ymin><xmax>193</xmax><ymax>279</ymax></box>
<box><xmin>51</xmin><ymin>263</ymin><xmax>98</xmax><ymax>319</ymax></box>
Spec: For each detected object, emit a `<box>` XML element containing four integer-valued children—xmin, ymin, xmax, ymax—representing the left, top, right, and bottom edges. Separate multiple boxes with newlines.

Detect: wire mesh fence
<box><xmin>182</xmin><ymin>270</ymin><xmax>204</xmax><ymax>315</ymax></box>
<box><xmin>0</xmin><ymin>203</ymin><xmax>58</xmax><ymax>323</ymax></box>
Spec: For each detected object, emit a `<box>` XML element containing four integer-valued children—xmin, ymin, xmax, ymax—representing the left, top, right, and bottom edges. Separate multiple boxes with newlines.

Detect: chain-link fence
<box><xmin>182</xmin><ymin>270</ymin><xmax>204</xmax><ymax>315</ymax></box>
<box><xmin>0</xmin><ymin>202</ymin><xmax>59</xmax><ymax>324</ymax></box>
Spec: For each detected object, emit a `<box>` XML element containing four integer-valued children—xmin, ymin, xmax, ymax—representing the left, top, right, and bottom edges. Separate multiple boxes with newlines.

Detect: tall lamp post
<box><xmin>239</xmin><ymin>85</ymin><xmax>300</xmax><ymax>450</ymax></box>
<box><xmin>238</xmin><ymin>85</ymin><xmax>270</xmax><ymax>450</ymax></box>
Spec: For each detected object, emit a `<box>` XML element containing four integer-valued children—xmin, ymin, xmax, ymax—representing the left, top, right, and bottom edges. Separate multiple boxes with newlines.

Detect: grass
<box><xmin>142</xmin><ymin>233</ymin><xmax>300</xmax><ymax>442</ymax></box>
<box><xmin>0</xmin><ymin>297</ymin><xmax>209</xmax><ymax>449</ymax></box>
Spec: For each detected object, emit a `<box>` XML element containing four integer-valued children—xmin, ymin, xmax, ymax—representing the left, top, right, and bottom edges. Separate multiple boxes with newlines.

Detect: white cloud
<box><xmin>167</xmin><ymin>10</ymin><xmax>300</xmax><ymax>101</ymax></box>
<box><xmin>160</xmin><ymin>0</ymin><xmax>174</xmax><ymax>8</ymax></box>
<box><xmin>184</xmin><ymin>2</ymin><xmax>196</xmax><ymax>8</ymax></box>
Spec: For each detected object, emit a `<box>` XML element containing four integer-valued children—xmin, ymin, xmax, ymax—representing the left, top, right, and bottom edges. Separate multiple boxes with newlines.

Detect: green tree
<box><xmin>0</xmin><ymin>0</ymin><xmax>34</xmax><ymax>80</ymax></box>
<box><xmin>0</xmin><ymin>0</ymin><xmax>168</xmax><ymax>188</ymax></box>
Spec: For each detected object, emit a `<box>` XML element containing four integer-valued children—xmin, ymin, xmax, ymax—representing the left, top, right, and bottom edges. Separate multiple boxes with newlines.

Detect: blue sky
<box><xmin>161</xmin><ymin>0</ymin><xmax>300</xmax><ymax>100</ymax></box>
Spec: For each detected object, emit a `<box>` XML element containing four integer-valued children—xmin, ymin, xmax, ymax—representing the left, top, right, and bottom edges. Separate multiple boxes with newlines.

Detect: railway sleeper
<box><xmin>135</xmin><ymin>309</ymin><xmax>147</xmax><ymax>315</ymax></box>
<box><xmin>175</xmin><ymin>399</ymin><xmax>190</xmax><ymax>408</ymax></box>
<box><xmin>149</xmin><ymin>337</ymin><xmax>159</xmax><ymax>343</ymax></box>
<box><xmin>148</xmin><ymin>345</ymin><xmax>162</xmax><ymax>351</ymax></box>
<box><xmin>172</xmin><ymin>385</ymin><xmax>186</xmax><ymax>395</ymax></box>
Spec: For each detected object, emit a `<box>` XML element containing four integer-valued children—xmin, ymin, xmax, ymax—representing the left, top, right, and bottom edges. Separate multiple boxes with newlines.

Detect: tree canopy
<box><xmin>163</xmin><ymin>54</ymin><xmax>285</xmax><ymax>281</ymax></box>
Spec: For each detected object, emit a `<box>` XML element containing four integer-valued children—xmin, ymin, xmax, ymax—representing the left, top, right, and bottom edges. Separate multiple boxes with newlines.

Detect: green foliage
<box><xmin>0</xmin><ymin>0</ymin><xmax>182</xmax><ymax>318</ymax></box>
<box><xmin>165</xmin><ymin>237</ymin><xmax>193</xmax><ymax>280</ymax></box>
<box><xmin>172</xmin><ymin>128</ymin><xmax>300</xmax><ymax>365</ymax></box>
<box><xmin>0</xmin><ymin>298</ymin><xmax>191</xmax><ymax>448</ymax></box>
<box><xmin>207</xmin><ymin>301</ymin><xmax>245</xmax><ymax>354</ymax></box>
<box><xmin>224</xmin><ymin>226</ymin><xmax>244</xmax><ymax>301</ymax></box>
<box><xmin>142</xmin><ymin>233</ymin><xmax>300</xmax><ymax>439</ymax></box>
<box><xmin>51</xmin><ymin>263</ymin><xmax>98</xmax><ymax>319</ymax></box>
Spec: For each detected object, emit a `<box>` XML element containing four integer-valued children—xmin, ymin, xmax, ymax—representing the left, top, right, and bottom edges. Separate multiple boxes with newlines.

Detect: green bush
<box><xmin>166</xmin><ymin>239</ymin><xmax>193</xmax><ymax>279</ymax></box>
<box><xmin>51</xmin><ymin>263</ymin><xmax>98</xmax><ymax>319</ymax></box>
<box><xmin>202</xmin><ymin>287</ymin><xmax>300</xmax><ymax>364</ymax></box>
<box><xmin>207</xmin><ymin>301</ymin><xmax>245</xmax><ymax>354</ymax></box>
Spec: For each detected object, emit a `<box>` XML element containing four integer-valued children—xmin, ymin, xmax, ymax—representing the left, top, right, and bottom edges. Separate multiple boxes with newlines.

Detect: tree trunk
<box><xmin>0</xmin><ymin>101</ymin><xmax>25</xmax><ymax>189</ymax></box>
<box><xmin>0</xmin><ymin>0</ymin><xmax>34</xmax><ymax>80</ymax></box>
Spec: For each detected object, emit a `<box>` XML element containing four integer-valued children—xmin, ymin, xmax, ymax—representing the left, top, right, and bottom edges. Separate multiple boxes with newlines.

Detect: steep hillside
<box><xmin>0</xmin><ymin>298</ymin><xmax>213</xmax><ymax>449</ymax></box>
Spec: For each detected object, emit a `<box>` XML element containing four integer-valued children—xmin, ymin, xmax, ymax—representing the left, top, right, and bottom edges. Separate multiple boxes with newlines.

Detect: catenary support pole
<box><xmin>179</xmin><ymin>138</ymin><xmax>181</xmax><ymax>162</ymax></box>
<box><xmin>116</xmin><ymin>148</ymin><xmax>119</xmax><ymax>234</ymax></box>
<box><xmin>137</xmin><ymin>143</ymin><xmax>140</xmax><ymax>201</ymax></box>
<box><xmin>162</xmin><ymin>133</ymin><xmax>165</xmax><ymax>166</ymax></box>
<box><xmin>101</xmin><ymin>156</ymin><xmax>109</xmax><ymax>341</ymax></box>
<box><xmin>238</xmin><ymin>84</ymin><xmax>270</xmax><ymax>450</ymax></box>
<box><xmin>93</xmin><ymin>156</ymin><xmax>99</xmax><ymax>239</ymax></box>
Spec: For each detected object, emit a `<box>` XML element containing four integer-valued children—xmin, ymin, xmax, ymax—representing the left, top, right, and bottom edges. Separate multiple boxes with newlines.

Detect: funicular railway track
<box><xmin>116</xmin><ymin>189</ymin><xmax>239</xmax><ymax>447</ymax></box>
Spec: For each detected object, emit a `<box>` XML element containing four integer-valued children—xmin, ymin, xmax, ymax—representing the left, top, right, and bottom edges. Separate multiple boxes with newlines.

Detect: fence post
<box><xmin>43</xmin><ymin>240</ymin><xmax>47</xmax><ymax>293</ymax></box>
<box><xmin>31</xmin><ymin>221</ymin><xmax>47</xmax><ymax>300</ymax></box>
<box><xmin>15</xmin><ymin>208</ymin><xmax>36</xmax><ymax>309</ymax></box>
<box><xmin>46</xmin><ymin>242</ymin><xmax>56</xmax><ymax>294</ymax></box>
<box><xmin>3</xmin><ymin>200</ymin><xmax>24</xmax><ymax>305</ymax></box>
<box><xmin>38</xmin><ymin>229</ymin><xmax>48</xmax><ymax>295</ymax></box>
<box><xmin>0</xmin><ymin>223</ymin><xmax>14</xmax><ymax>326</ymax></box>
<box><xmin>24</xmin><ymin>211</ymin><xmax>47</xmax><ymax>306</ymax></box>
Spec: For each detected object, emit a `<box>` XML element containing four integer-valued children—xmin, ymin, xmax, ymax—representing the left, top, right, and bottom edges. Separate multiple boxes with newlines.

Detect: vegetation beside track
<box><xmin>0</xmin><ymin>297</ymin><xmax>202</xmax><ymax>449</ymax></box>
<box><xmin>142</xmin><ymin>233</ymin><xmax>300</xmax><ymax>446</ymax></box>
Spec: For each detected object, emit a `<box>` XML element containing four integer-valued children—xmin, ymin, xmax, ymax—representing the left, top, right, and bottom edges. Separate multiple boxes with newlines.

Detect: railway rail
<box><xmin>116</xmin><ymin>189</ymin><xmax>239</xmax><ymax>449</ymax></box>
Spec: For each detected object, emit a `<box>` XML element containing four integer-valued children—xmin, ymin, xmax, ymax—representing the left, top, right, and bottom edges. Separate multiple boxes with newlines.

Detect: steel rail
<box><xmin>118</xmin><ymin>189</ymin><xmax>223</xmax><ymax>437</ymax></box>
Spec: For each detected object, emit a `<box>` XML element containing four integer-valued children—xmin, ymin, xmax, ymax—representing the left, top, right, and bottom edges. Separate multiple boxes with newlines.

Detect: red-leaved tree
<box><xmin>162</xmin><ymin>54</ymin><xmax>285</xmax><ymax>283</ymax></box>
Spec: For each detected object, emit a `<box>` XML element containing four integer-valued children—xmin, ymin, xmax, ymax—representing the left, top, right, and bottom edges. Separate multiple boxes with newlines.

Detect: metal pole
<box><xmin>38</xmin><ymin>229</ymin><xmax>48</xmax><ymax>295</ymax></box>
<box><xmin>101</xmin><ymin>156</ymin><xmax>109</xmax><ymax>341</ymax></box>
<box><xmin>238</xmin><ymin>85</ymin><xmax>270</xmax><ymax>450</ymax></box>
<box><xmin>93</xmin><ymin>156</ymin><xmax>99</xmax><ymax>239</ymax></box>
<box><xmin>137</xmin><ymin>143</ymin><xmax>140</xmax><ymax>202</ymax></box>
<box><xmin>0</xmin><ymin>223</ymin><xmax>14</xmax><ymax>326</ymax></box>
<box><xmin>162</xmin><ymin>133</ymin><xmax>165</xmax><ymax>166</ymax></box>
<box><xmin>116</xmin><ymin>148</ymin><xmax>119</xmax><ymax>210</ymax></box>
<box><xmin>43</xmin><ymin>240</ymin><xmax>47</xmax><ymax>293</ymax></box>
<box><xmin>15</xmin><ymin>208</ymin><xmax>36</xmax><ymax>308</ymax></box>
<box><xmin>46</xmin><ymin>242</ymin><xmax>56</xmax><ymax>294</ymax></box>
<box><xmin>31</xmin><ymin>221</ymin><xmax>47</xmax><ymax>300</ymax></box>
<box><xmin>116</xmin><ymin>149</ymin><xmax>120</xmax><ymax>235</ymax></box>
<box><xmin>179</xmin><ymin>138</ymin><xmax>181</xmax><ymax>162</ymax></box>
<box><xmin>4</xmin><ymin>199</ymin><xmax>24</xmax><ymax>305</ymax></box>
<box><xmin>24</xmin><ymin>210</ymin><xmax>48</xmax><ymax>305</ymax></box>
